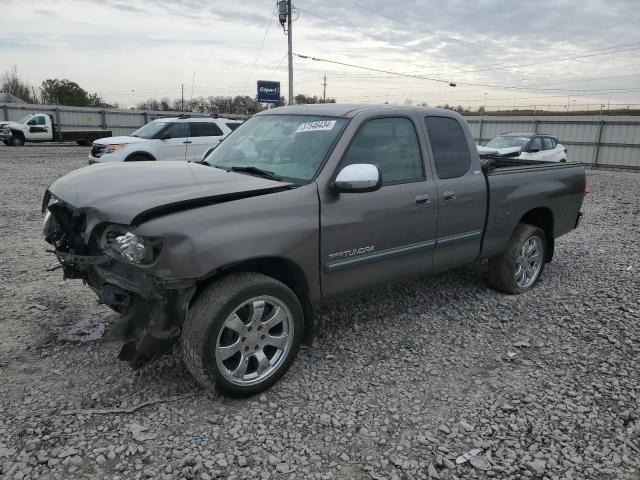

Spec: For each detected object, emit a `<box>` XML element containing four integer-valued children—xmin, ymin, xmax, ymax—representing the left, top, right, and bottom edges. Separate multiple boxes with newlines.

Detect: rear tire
<box><xmin>487</xmin><ymin>223</ymin><xmax>547</xmax><ymax>294</ymax></box>
<box><xmin>181</xmin><ymin>272</ymin><xmax>304</xmax><ymax>397</ymax></box>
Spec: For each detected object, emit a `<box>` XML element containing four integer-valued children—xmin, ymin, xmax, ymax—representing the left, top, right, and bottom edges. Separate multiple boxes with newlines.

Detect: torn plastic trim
<box><xmin>130</xmin><ymin>185</ymin><xmax>294</xmax><ymax>227</ymax></box>
<box><xmin>111</xmin><ymin>285</ymin><xmax>197</xmax><ymax>369</ymax></box>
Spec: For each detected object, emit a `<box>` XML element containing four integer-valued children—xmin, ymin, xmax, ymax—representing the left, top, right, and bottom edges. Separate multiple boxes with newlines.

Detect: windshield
<box><xmin>131</xmin><ymin>121</ymin><xmax>169</xmax><ymax>139</ymax></box>
<box><xmin>204</xmin><ymin>115</ymin><xmax>348</xmax><ymax>182</ymax></box>
<box><xmin>19</xmin><ymin>115</ymin><xmax>34</xmax><ymax>124</ymax></box>
<box><xmin>485</xmin><ymin>135</ymin><xmax>530</xmax><ymax>149</ymax></box>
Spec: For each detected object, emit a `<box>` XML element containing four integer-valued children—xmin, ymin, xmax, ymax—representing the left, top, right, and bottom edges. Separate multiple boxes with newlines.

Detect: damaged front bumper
<box><xmin>43</xmin><ymin>194</ymin><xmax>195</xmax><ymax>368</ymax></box>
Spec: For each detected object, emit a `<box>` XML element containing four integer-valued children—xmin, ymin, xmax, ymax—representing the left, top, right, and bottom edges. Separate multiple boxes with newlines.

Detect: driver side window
<box><xmin>162</xmin><ymin>122</ymin><xmax>189</xmax><ymax>139</ymax></box>
<box><xmin>340</xmin><ymin>117</ymin><xmax>423</xmax><ymax>184</ymax></box>
<box><xmin>529</xmin><ymin>137</ymin><xmax>543</xmax><ymax>150</ymax></box>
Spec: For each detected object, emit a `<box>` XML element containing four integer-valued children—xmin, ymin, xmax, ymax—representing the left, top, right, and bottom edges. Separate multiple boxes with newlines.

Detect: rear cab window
<box><xmin>424</xmin><ymin>116</ymin><xmax>471</xmax><ymax>179</ymax></box>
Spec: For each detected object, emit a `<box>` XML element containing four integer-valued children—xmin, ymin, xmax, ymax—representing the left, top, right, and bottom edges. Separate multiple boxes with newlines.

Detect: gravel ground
<box><xmin>0</xmin><ymin>144</ymin><xmax>638</xmax><ymax>480</ymax></box>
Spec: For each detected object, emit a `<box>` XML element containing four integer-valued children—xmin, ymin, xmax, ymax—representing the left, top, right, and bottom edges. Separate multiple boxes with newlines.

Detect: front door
<box><xmin>320</xmin><ymin>116</ymin><xmax>439</xmax><ymax>299</ymax></box>
<box><xmin>520</xmin><ymin>136</ymin><xmax>545</xmax><ymax>161</ymax></box>
<box><xmin>186</xmin><ymin>121</ymin><xmax>225</xmax><ymax>161</ymax></box>
<box><xmin>26</xmin><ymin>115</ymin><xmax>51</xmax><ymax>141</ymax></box>
<box><xmin>156</xmin><ymin>122</ymin><xmax>189</xmax><ymax>161</ymax></box>
<box><xmin>423</xmin><ymin>115</ymin><xmax>487</xmax><ymax>271</ymax></box>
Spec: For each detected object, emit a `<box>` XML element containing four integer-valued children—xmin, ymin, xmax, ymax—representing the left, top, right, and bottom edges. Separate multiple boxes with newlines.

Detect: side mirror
<box><xmin>527</xmin><ymin>147</ymin><xmax>540</xmax><ymax>153</ymax></box>
<box><xmin>159</xmin><ymin>133</ymin><xmax>171</xmax><ymax>140</ymax></box>
<box><xmin>333</xmin><ymin>164</ymin><xmax>381</xmax><ymax>193</ymax></box>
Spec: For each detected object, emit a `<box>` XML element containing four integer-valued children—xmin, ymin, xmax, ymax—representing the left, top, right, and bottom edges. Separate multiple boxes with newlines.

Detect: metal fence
<box><xmin>0</xmin><ymin>102</ymin><xmax>247</xmax><ymax>137</ymax></box>
<box><xmin>465</xmin><ymin>115</ymin><xmax>640</xmax><ymax>170</ymax></box>
<box><xmin>2</xmin><ymin>103</ymin><xmax>639</xmax><ymax>169</ymax></box>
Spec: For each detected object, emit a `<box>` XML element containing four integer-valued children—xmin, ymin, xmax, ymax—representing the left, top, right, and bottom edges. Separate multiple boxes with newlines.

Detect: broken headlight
<box><xmin>102</xmin><ymin>225</ymin><xmax>162</xmax><ymax>265</ymax></box>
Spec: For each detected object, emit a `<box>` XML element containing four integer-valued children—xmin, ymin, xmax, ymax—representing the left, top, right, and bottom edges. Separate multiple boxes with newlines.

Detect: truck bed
<box><xmin>480</xmin><ymin>156</ymin><xmax>585</xmax><ymax>260</ymax></box>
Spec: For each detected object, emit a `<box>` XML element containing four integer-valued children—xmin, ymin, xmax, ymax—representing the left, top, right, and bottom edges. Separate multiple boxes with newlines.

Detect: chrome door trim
<box><xmin>436</xmin><ymin>229</ymin><xmax>483</xmax><ymax>246</ymax></box>
<box><xmin>324</xmin><ymin>239</ymin><xmax>436</xmax><ymax>273</ymax></box>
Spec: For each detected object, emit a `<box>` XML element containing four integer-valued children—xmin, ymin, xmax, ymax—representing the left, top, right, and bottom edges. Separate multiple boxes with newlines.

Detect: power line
<box><xmin>243</xmin><ymin>8</ymin><xmax>276</xmax><ymax>95</ymax></box>
<box><xmin>294</xmin><ymin>52</ymin><xmax>640</xmax><ymax>93</ymax></box>
<box><xmin>340</xmin><ymin>0</ymin><xmax>640</xmax><ymax>75</ymax></box>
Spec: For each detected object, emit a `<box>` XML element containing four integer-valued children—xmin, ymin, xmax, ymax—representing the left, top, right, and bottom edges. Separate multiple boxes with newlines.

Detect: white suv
<box><xmin>89</xmin><ymin>116</ymin><xmax>242</xmax><ymax>164</ymax></box>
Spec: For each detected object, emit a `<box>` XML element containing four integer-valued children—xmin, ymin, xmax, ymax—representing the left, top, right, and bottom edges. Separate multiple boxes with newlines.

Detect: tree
<box><xmin>1</xmin><ymin>67</ymin><xmax>37</xmax><ymax>103</ymax></box>
<box><xmin>40</xmin><ymin>79</ymin><xmax>108</xmax><ymax>107</ymax></box>
<box><xmin>293</xmin><ymin>93</ymin><xmax>335</xmax><ymax>105</ymax></box>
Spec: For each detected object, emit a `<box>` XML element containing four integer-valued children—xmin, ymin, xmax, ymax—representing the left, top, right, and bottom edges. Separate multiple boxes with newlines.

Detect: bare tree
<box><xmin>1</xmin><ymin>66</ymin><xmax>37</xmax><ymax>103</ymax></box>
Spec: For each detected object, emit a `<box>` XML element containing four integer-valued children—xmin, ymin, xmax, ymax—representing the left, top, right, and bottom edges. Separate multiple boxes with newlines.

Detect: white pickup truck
<box><xmin>0</xmin><ymin>113</ymin><xmax>112</xmax><ymax>146</ymax></box>
<box><xmin>89</xmin><ymin>116</ymin><xmax>242</xmax><ymax>163</ymax></box>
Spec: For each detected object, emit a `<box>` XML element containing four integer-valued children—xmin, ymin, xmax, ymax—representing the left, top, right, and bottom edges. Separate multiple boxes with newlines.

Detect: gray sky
<box><xmin>3</xmin><ymin>0</ymin><xmax>640</xmax><ymax>110</ymax></box>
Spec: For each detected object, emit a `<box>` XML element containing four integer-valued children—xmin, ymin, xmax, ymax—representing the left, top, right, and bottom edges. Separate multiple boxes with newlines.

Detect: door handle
<box><xmin>182</xmin><ymin>140</ymin><xmax>192</xmax><ymax>144</ymax></box>
<box><xmin>443</xmin><ymin>191</ymin><xmax>456</xmax><ymax>202</ymax></box>
<box><xmin>414</xmin><ymin>194</ymin><xmax>431</xmax><ymax>205</ymax></box>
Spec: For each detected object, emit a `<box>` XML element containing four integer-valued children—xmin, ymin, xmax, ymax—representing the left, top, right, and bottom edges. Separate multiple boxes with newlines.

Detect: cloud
<box><xmin>1</xmin><ymin>0</ymin><xmax>639</xmax><ymax>108</ymax></box>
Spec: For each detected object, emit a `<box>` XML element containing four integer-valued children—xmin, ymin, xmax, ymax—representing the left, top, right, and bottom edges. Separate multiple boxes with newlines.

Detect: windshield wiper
<box><xmin>229</xmin><ymin>166</ymin><xmax>281</xmax><ymax>181</ymax></box>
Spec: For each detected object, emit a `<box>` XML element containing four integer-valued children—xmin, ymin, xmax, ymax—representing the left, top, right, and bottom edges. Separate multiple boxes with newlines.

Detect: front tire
<box><xmin>487</xmin><ymin>223</ymin><xmax>547</xmax><ymax>294</ymax></box>
<box><xmin>11</xmin><ymin>135</ymin><xmax>24</xmax><ymax>146</ymax></box>
<box><xmin>182</xmin><ymin>272</ymin><xmax>303</xmax><ymax>397</ymax></box>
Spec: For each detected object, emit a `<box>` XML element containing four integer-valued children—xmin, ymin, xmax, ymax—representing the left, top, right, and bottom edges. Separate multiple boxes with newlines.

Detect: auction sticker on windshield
<box><xmin>296</xmin><ymin>120</ymin><xmax>336</xmax><ymax>133</ymax></box>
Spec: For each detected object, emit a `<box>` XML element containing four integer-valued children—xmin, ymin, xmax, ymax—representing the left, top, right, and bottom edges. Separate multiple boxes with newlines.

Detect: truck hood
<box><xmin>0</xmin><ymin>121</ymin><xmax>24</xmax><ymax>130</ymax></box>
<box><xmin>93</xmin><ymin>136</ymin><xmax>147</xmax><ymax>145</ymax></box>
<box><xmin>476</xmin><ymin>145</ymin><xmax>522</xmax><ymax>156</ymax></box>
<box><xmin>47</xmin><ymin>161</ymin><xmax>293</xmax><ymax>226</ymax></box>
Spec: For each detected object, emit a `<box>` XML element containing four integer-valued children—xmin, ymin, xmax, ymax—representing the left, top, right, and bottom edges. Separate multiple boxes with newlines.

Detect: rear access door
<box><xmin>422</xmin><ymin>115</ymin><xmax>487</xmax><ymax>270</ymax></box>
<box><xmin>320</xmin><ymin>114</ymin><xmax>439</xmax><ymax>299</ymax></box>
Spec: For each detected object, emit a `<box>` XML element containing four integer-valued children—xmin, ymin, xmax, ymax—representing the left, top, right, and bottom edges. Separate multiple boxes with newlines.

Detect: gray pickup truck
<box><xmin>43</xmin><ymin>105</ymin><xmax>586</xmax><ymax>396</ymax></box>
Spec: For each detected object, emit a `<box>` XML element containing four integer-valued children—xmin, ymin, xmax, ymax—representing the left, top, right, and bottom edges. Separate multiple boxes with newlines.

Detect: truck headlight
<box><xmin>105</xmin><ymin>144</ymin><xmax>126</xmax><ymax>154</ymax></box>
<box><xmin>112</xmin><ymin>232</ymin><xmax>147</xmax><ymax>263</ymax></box>
<box><xmin>102</xmin><ymin>226</ymin><xmax>162</xmax><ymax>265</ymax></box>
<box><xmin>43</xmin><ymin>210</ymin><xmax>53</xmax><ymax>235</ymax></box>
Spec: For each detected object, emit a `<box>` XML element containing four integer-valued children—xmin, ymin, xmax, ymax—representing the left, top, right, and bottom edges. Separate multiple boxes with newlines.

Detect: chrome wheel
<box><xmin>514</xmin><ymin>236</ymin><xmax>543</xmax><ymax>288</ymax></box>
<box><xmin>215</xmin><ymin>296</ymin><xmax>293</xmax><ymax>386</ymax></box>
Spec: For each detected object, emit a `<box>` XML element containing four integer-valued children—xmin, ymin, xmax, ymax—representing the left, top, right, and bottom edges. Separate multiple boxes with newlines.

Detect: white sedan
<box><xmin>477</xmin><ymin>133</ymin><xmax>567</xmax><ymax>162</ymax></box>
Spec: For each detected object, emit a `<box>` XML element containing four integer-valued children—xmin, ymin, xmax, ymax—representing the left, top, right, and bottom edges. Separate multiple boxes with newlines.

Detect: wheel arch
<box><xmin>519</xmin><ymin>207</ymin><xmax>554</xmax><ymax>262</ymax></box>
<box><xmin>196</xmin><ymin>256</ymin><xmax>314</xmax><ymax>346</ymax></box>
<box><xmin>124</xmin><ymin>151</ymin><xmax>156</xmax><ymax>161</ymax></box>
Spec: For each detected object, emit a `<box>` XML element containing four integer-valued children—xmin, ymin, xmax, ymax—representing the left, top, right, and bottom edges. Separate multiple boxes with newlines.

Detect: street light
<box><xmin>484</xmin><ymin>93</ymin><xmax>487</xmax><ymax>111</ymax></box>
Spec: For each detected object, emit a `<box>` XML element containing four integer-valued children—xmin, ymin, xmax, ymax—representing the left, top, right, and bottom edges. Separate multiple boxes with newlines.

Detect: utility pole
<box><xmin>181</xmin><ymin>84</ymin><xmax>184</xmax><ymax>111</ymax></box>
<box><xmin>323</xmin><ymin>75</ymin><xmax>327</xmax><ymax>102</ymax></box>
<box><xmin>287</xmin><ymin>0</ymin><xmax>293</xmax><ymax>105</ymax></box>
<box><xmin>131</xmin><ymin>89</ymin><xmax>135</xmax><ymax>109</ymax></box>
<box><xmin>278</xmin><ymin>0</ymin><xmax>294</xmax><ymax>105</ymax></box>
<box><xmin>483</xmin><ymin>92</ymin><xmax>487</xmax><ymax>112</ymax></box>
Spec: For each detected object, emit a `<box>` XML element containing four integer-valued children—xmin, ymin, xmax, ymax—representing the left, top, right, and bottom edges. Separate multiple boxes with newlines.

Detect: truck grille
<box><xmin>91</xmin><ymin>144</ymin><xmax>106</xmax><ymax>158</ymax></box>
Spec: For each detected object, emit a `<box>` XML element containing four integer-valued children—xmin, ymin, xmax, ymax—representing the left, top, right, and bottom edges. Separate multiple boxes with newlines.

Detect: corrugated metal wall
<box><xmin>0</xmin><ymin>102</ymin><xmax>246</xmax><ymax>137</ymax></box>
<box><xmin>465</xmin><ymin>115</ymin><xmax>640</xmax><ymax>169</ymax></box>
